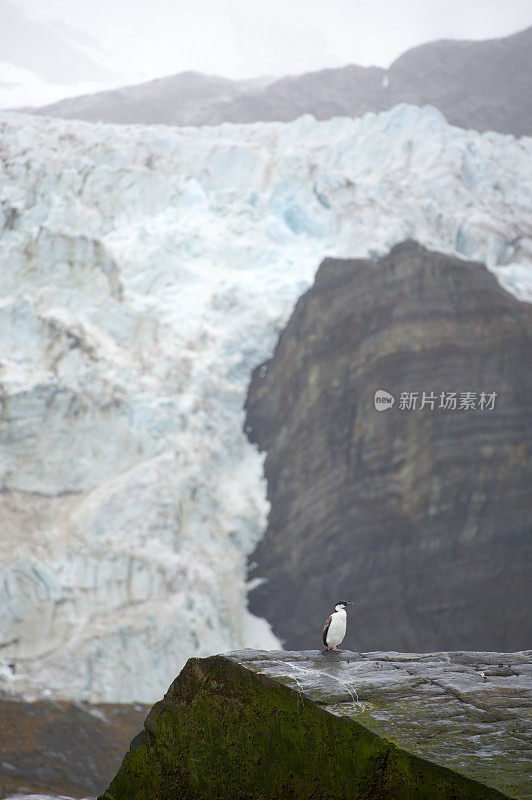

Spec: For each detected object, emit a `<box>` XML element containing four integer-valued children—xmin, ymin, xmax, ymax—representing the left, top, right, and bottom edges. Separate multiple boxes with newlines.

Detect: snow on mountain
<box><xmin>0</xmin><ymin>105</ymin><xmax>531</xmax><ymax>703</ymax></box>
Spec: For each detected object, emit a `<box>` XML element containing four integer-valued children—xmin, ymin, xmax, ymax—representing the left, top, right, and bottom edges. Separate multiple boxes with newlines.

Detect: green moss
<box><xmin>99</xmin><ymin>732</ymin><xmax>161</xmax><ymax>800</ymax></box>
<box><xmin>99</xmin><ymin>656</ymin><xmax>513</xmax><ymax>800</ymax></box>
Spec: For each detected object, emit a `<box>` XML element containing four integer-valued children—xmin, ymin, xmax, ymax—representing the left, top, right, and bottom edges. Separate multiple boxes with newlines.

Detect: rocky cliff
<box><xmin>99</xmin><ymin>649</ymin><xmax>532</xmax><ymax>800</ymax></box>
<box><xmin>29</xmin><ymin>27</ymin><xmax>532</xmax><ymax>136</ymax></box>
<box><xmin>245</xmin><ymin>241</ymin><xmax>532</xmax><ymax>653</ymax></box>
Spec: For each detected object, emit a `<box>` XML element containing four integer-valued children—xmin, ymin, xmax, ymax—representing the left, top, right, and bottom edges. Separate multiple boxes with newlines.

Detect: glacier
<box><xmin>0</xmin><ymin>104</ymin><xmax>531</xmax><ymax>703</ymax></box>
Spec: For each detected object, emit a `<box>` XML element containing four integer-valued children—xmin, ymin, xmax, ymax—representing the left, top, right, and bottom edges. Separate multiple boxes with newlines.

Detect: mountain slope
<box><xmin>24</xmin><ymin>71</ymin><xmax>269</xmax><ymax>126</ymax></box>
<box><xmin>29</xmin><ymin>26</ymin><xmax>532</xmax><ymax>136</ymax></box>
<box><xmin>387</xmin><ymin>26</ymin><xmax>532</xmax><ymax>136</ymax></box>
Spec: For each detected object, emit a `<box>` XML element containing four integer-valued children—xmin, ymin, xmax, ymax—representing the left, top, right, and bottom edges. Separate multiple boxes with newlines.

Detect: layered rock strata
<box><xmin>245</xmin><ymin>241</ymin><xmax>532</xmax><ymax>653</ymax></box>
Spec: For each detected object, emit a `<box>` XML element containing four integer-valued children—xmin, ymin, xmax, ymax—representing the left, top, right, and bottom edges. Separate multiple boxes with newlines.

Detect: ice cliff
<box><xmin>0</xmin><ymin>104</ymin><xmax>531</xmax><ymax>702</ymax></box>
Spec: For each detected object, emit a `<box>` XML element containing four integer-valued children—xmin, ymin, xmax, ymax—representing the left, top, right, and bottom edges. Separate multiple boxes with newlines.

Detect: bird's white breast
<box><xmin>326</xmin><ymin>608</ymin><xmax>347</xmax><ymax>647</ymax></box>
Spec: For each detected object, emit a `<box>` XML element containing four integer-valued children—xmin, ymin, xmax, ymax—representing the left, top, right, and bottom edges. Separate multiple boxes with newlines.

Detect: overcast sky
<box><xmin>14</xmin><ymin>0</ymin><xmax>532</xmax><ymax>81</ymax></box>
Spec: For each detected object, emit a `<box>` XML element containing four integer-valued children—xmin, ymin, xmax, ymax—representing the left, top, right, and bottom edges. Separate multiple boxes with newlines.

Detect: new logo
<box><xmin>374</xmin><ymin>389</ymin><xmax>395</xmax><ymax>411</ymax></box>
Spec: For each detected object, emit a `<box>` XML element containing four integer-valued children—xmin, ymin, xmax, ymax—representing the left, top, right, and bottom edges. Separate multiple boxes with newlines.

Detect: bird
<box><xmin>322</xmin><ymin>601</ymin><xmax>353</xmax><ymax>651</ymax></box>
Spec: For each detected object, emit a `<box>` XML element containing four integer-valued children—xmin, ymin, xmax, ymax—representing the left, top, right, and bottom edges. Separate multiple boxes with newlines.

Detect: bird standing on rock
<box><xmin>322</xmin><ymin>601</ymin><xmax>353</xmax><ymax>651</ymax></box>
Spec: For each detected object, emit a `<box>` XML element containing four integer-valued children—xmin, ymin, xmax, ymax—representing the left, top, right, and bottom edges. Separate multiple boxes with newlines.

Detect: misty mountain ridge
<box><xmin>0</xmin><ymin>0</ymin><xmax>118</xmax><ymax>84</ymax></box>
<box><xmin>26</xmin><ymin>25</ymin><xmax>532</xmax><ymax>137</ymax></box>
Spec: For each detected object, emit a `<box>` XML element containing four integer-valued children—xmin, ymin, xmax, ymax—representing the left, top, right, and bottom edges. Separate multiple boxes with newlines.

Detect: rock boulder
<box><xmin>99</xmin><ymin>649</ymin><xmax>532</xmax><ymax>800</ymax></box>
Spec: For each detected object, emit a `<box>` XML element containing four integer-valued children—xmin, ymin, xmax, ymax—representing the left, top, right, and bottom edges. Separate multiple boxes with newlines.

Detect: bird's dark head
<box><xmin>335</xmin><ymin>601</ymin><xmax>353</xmax><ymax>611</ymax></box>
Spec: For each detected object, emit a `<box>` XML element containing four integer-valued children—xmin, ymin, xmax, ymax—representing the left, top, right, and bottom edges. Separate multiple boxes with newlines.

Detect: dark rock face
<box><xmin>99</xmin><ymin>649</ymin><xmax>532</xmax><ymax>800</ymax></box>
<box><xmin>29</xmin><ymin>27</ymin><xmax>532</xmax><ymax>136</ymax></box>
<box><xmin>387</xmin><ymin>27</ymin><xmax>532</xmax><ymax>136</ymax></box>
<box><xmin>0</xmin><ymin>698</ymin><xmax>148</xmax><ymax>797</ymax></box>
<box><xmin>245</xmin><ymin>241</ymin><xmax>532</xmax><ymax>654</ymax></box>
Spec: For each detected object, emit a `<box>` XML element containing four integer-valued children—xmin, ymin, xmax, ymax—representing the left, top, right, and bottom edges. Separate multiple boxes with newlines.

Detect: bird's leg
<box><xmin>330</xmin><ymin>647</ymin><xmax>343</xmax><ymax>652</ymax></box>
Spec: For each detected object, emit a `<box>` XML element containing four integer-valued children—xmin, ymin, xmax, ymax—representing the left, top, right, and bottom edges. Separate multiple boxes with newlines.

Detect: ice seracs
<box><xmin>0</xmin><ymin>105</ymin><xmax>530</xmax><ymax>702</ymax></box>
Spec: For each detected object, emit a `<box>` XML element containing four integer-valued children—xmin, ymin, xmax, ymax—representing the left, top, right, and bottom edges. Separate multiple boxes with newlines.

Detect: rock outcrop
<box><xmin>29</xmin><ymin>27</ymin><xmax>532</xmax><ymax>137</ymax></box>
<box><xmin>245</xmin><ymin>241</ymin><xmax>532</xmax><ymax>653</ymax></box>
<box><xmin>99</xmin><ymin>649</ymin><xmax>532</xmax><ymax>800</ymax></box>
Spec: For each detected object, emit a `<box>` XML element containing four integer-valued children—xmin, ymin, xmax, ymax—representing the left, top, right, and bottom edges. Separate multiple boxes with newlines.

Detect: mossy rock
<box><xmin>99</xmin><ymin>649</ymin><xmax>531</xmax><ymax>800</ymax></box>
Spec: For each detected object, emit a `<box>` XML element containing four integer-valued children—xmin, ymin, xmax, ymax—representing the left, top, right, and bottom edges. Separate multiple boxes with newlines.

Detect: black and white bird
<box><xmin>322</xmin><ymin>601</ymin><xmax>353</xmax><ymax>651</ymax></box>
